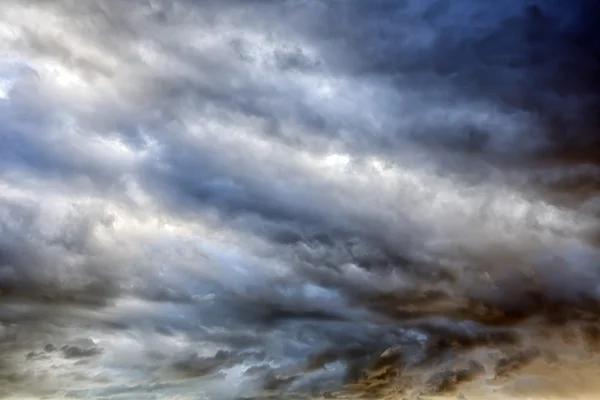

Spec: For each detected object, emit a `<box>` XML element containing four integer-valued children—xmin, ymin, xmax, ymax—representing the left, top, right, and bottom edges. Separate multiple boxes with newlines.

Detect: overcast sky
<box><xmin>0</xmin><ymin>1</ymin><xmax>599</xmax><ymax>399</ymax></box>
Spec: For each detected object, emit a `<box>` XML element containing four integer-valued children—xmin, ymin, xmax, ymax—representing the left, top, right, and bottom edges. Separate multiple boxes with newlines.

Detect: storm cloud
<box><xmin>0</xmin><ymin>0</ymin><xmax>599</xmax><ymax>398</ymax></box>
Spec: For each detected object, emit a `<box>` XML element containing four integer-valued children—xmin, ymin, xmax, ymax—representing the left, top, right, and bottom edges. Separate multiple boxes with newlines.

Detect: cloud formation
<box><xmin>0</xmin><ymin>0</ymin><xmax>599</xmax><ymax>398</ymax></box>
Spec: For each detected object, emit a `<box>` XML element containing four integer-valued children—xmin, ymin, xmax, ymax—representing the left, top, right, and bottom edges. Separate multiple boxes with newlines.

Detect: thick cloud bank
<box><xmin>0</xmin><ymin>0</ymin><xmax>599</xmax><ymax>398</ymax></box>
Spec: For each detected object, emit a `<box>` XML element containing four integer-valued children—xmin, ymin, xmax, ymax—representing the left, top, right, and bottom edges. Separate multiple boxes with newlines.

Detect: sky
<box><xmin>0</xmin><ymin>0</ymin><xmax>599</xmax><ymax>399</ymax></box>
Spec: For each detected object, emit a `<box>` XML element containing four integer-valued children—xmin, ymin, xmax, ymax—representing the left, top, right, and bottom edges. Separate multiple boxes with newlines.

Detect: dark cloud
<box><xmin>0</xmin><ymin>0</ymin><xmax>599</xmax><ymax>398</ymax></box>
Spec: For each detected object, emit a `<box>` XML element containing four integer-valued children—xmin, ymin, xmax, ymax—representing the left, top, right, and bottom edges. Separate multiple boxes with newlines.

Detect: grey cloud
<box><xmin>0</xmin><ymin>199</ymin><xmax>120</xmax><ymax>306</ymax></box>
<box><xmin>0</xmin><ymin>0</ymin><xmax>600</xmax><ymax>399</ymax></box>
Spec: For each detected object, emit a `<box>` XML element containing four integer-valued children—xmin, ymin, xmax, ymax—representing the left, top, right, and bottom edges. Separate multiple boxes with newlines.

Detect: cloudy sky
<box><xmin>0</xmin><ymin>0</ymin><xmax>599</xmax><ymax>399</ymax></box>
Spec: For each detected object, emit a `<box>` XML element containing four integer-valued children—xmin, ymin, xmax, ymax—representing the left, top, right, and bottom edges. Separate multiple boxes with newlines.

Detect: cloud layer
<box><xmin>0</xmin><ymin>0</ymin><xmax>599</xmax><ymax>398</ymax></box>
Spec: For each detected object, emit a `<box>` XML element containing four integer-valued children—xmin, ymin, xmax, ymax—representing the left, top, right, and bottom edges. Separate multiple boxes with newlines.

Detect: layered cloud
<box><xmin>0</xmin><ymin>0</ymin><xmax>599</xmax><ymax>398</ymax></box>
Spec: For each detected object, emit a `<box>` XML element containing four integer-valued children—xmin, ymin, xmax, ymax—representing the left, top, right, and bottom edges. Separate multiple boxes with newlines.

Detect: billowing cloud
<box><xmin>0</xmin><ymin>0</ymin><xmax>599</xmax><ymax>399</ymax></box>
